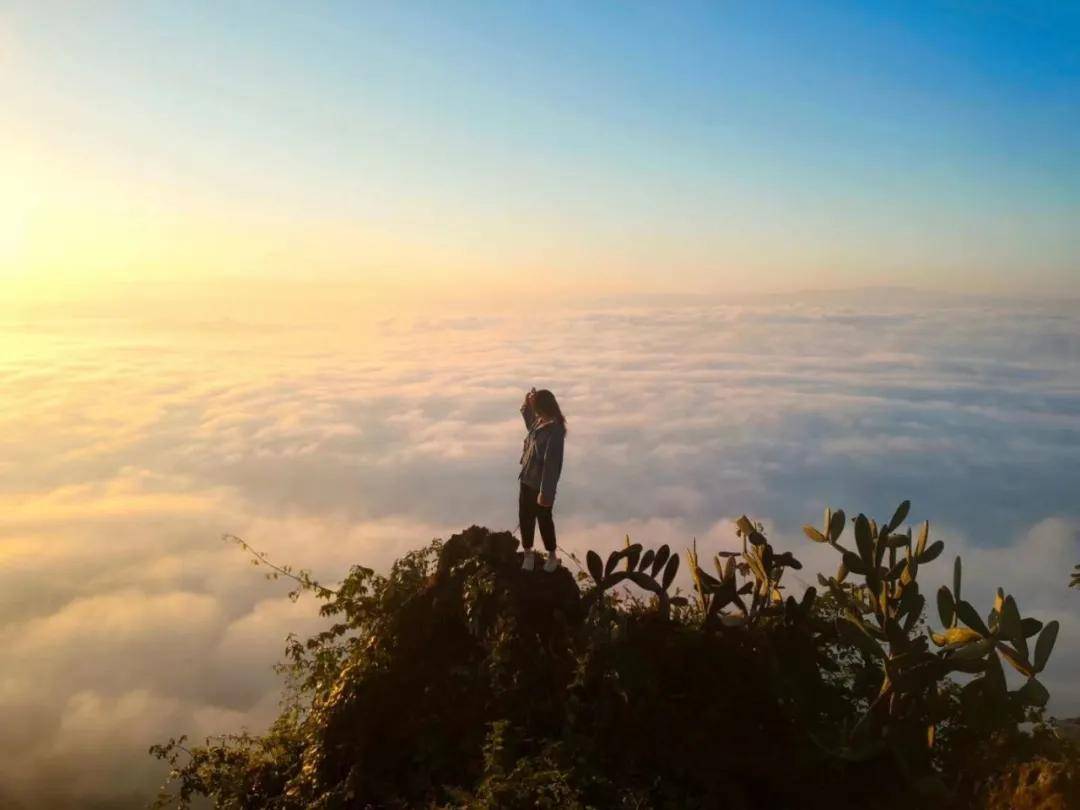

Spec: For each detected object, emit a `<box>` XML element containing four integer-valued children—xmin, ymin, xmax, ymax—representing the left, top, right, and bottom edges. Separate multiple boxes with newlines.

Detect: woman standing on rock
<box><xmin>519</xmin><ymin>388</ymin><xmax>567</xmax><ymax>572</ymax></box>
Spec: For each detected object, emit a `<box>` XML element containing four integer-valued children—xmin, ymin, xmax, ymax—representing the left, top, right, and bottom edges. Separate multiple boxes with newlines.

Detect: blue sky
<box><xmin>2</xmin><ymin>1</ymin><xmax>1077</xmax><ymax>292</ymax></box>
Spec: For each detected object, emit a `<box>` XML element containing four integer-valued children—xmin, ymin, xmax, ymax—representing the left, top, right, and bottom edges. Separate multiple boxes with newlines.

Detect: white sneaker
<box><xmin>522</xmin><ymin>550</ymin><xmax>536</xmax><ymax>571</ymax></box>
<box><xmin>543</xmin><ymin>554</ymin><xmax>560</xmax><ymax>573</ymax></box>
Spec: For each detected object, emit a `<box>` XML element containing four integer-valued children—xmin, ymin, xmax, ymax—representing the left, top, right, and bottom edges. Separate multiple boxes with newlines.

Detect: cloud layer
<box><xmin>1</xmin><ymin>289</ymin><xmax>1078</xmax><ymax>807</ymax></box>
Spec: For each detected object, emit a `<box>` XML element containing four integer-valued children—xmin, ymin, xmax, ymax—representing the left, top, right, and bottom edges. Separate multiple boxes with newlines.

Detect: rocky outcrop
<box><xmin>295</xmin><ymin>526</ymin><xmax>584</xmax><ymax>805</ymax></box>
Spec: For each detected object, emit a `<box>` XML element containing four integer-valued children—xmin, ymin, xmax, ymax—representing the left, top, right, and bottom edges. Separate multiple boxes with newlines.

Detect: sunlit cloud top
<box><xmin>2</xmin><ymin>1</ymin><xmax>1078</xmax><ymax>294</ymax></box>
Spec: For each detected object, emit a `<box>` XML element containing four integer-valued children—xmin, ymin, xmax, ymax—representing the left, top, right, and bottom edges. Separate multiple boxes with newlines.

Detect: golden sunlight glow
<box><xmin>0</xmin><ymin>135</ymin><xmax>551</xmax><ymax>297</ymax></box>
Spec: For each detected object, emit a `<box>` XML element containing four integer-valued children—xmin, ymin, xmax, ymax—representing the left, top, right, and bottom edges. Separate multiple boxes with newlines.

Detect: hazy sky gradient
<box><xmin>3</xmin><ymin>1</ymin><xmax>1078</xmax><ymax>293</ymax></box>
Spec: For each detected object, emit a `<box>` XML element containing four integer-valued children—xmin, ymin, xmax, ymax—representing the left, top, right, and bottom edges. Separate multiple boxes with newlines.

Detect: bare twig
<box><xmin>223</xmin><ymin>533</ymin><xmax>338</xmax><ymax>598</ymax></box>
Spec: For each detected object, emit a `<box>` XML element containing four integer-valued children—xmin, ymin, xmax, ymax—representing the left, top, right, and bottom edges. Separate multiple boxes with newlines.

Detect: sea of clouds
<box><xmin>1</xmin><ymin>286</ymin><xmax>1078</xmax><ymax>807</ymax></box>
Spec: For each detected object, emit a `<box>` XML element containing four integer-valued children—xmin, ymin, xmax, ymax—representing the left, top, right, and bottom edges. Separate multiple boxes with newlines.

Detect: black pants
<box><xmin>519</xmin><ymin>482</ymin><xmax>556</xmax><ymax>552</ymax></box>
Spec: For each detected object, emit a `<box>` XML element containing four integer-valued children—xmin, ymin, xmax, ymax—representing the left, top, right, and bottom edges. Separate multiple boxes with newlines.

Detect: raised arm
<box><xmin>520</xmin><ymin>391</ymin><xmax>537</xmax><ymax>429</ymax></box>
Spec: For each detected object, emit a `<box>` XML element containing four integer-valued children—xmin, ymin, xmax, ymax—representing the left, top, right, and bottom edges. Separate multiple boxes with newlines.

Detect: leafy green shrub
<box><xmin>152</xmin><ymin>504</ymin><xmax>1075</xmax><ymax>809</ymax></box>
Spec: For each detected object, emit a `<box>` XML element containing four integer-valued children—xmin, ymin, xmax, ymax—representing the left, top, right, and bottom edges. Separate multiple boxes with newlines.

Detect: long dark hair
<box><xmin>533</xmin><ymin>389</ymin><xmax>566</xmax><ymax>426</ymax></box>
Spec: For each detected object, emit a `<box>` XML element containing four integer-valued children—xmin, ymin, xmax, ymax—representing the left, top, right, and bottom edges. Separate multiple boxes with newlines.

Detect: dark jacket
<box><xmin>519</xmin><ymin>402</ymin><xmax>566</xmax><ymax>502</ymax></box>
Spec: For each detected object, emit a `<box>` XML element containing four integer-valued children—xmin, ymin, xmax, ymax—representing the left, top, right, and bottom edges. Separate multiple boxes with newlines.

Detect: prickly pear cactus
<box><xmin>583</xmin><ymin>536</ymin><xmax>685</xmax><ymax>618</ymax></box>
<box><xmin>807</xmin><ymin>500</ymin><xmax>1061</xmax><ymax>780</ymax></box>
<box><xmin>685</xmin><ymin>516</ymin><xmax>809</xmax><ymax>630</ymax></box>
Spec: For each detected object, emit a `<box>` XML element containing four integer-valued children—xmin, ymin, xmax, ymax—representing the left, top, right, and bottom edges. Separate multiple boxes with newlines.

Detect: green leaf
<box><xmin>997</xmin><ymin>644</ymin><xmax>1035</xmax><ymax>678</ymax></box>
<box><xmin>1017</xmin><ymin>677</ymin><xmax>1050</xmax><ymax>708</ymax></box>
<box><xmin>902</xmin><ymin>543</ymin><xmax>915</xmax><ymax>585</ymax></box>
<box><xmin>638</xmin><ymin>548</ymin><xmax>655</xmax><ymax>572</ymax></box>
<box><xmin>774</xmin><ymin>551</ymin><xmax>802</xmax><ymax>570</ymax></box>
<box><xmin>802</xmin><ymin>525</ymin><xmax>828</xmax><ymax>543</ymax></box>
<box><xmin>854</xmin><ymin>514</ymin><xmax>874</xmax><ymax>564</ymax></box>
<box><xmin>955</xmin><ymin>600</ymin><xmax>990</xmax><ymax>637</ymax></box>
<box><xmin>953</xmin><ymin>556</ymin><xmax>962</xmax><ymax>603</ymax></box>
<box><xmin>661</xmin><ymin>554</ymin><xmax>680</xmax><ymax>591</ymax></box>
<box><xmin>586</xmin><ymin>550</ymin><xmax>603</xmax><ymax>583</ymax></box>
<box><xmin>626</xmin><ymin>571</ymin><xmax>656</xmax><ymax>591</ymax></box>
<box><xmin>1021</xmin><ymin>617</ymin><xmax>1043</xmax><ymax>638</ymax></box>
<box><xmin>898</xmin><ymin>583</ymin><xmax>922</xmax><ymax>616</ymax></box>
<box><xmin>916</xmin><ymin>520</ymin><xmax>930</xmax><ymax>557</ymax></box>
<box><xmin>1034</xmin><ymin>621</ymin><xmax>1059</xmax><ymax>672</ymax></box>
<box><xmin>604</xmin><ymin>550</ymin><xmax>622</xmax><ymax>577</ymax></box>
<box><xmin>842</xmin><ymin>551</ymin><xmax>868</xmax><ymax>576</ymax></box>
<box><xmin>952</xmin><ymin>638</ymin><xmax>995</xmax><ymax>661</ymax></box>
<box><xmin>901</xmin><ymin>594</ymin><xmax>925</xmax><ymax>633</ymax></box>
<box><xmin>829</xmin><ymin>509</ymin><xmax>846</xmax><ymax>542</ymax></box>
<box><xmin>937</xmin><ymin>586</ymin><xmax>955</xmax><ymax>628</ymax></box>
<box><xmin>696</xmin><ymin>567</ymin><xmax>720</xmax><ymax>590</ymax></box>
<box><xmin>651</xmin><ymin>545</ymin><xmax>671</xmax><ymax>577</ymax></box>
<box><xmin>874</xmin><ymin>532</ymin><xmax>888</xmax><ymax>568</ymax></box>
<box><xmin>985</xmin><ymin>650</ymin><xmax>1008</xmax><ymax>698</ymax></box>
<box><xmin>917</xmin><ymin>540</ymin><xmax>944</xmax><ymax>564</ymax></box>
<box><xmin>884</xmin><ymin>559</ymin><xmax>908</xmax><ymax>581</ymax></box>
<box><xmin>888</xmin><ymin>500</ymin><xmax>911</xmax><ymax>531</ymax></box>
<box><xmin>999</xmin><ymin>596</ymin><xmax>1022</xmax><ymax>643</ymax></box>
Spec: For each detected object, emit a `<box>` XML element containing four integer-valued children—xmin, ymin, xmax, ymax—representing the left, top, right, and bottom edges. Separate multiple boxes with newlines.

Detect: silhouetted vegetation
<box><xmin>152</xmin><ymin>503</ymin><xmax>1079</xmax><ymax>808</ymax></box>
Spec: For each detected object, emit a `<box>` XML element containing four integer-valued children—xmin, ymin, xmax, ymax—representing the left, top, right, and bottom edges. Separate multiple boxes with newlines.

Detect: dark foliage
<box><xmin>152</xmin><ymin>504</ymin><xmax>1079</xmax><ymax>809</ymax></box>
